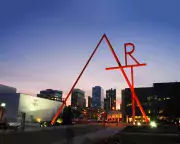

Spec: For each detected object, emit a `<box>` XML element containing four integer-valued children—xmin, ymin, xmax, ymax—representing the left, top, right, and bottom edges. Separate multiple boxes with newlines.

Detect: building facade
<box><xmin>88</xmin><ymin>96</ymin><xmax>92</xmax><ymax>109</ymax></box>
<box><xmin>0</xmin><ymin>84</ymin><xmax>17</xmax><ymax>94</ymax></box>
<box><xmin>104</xmin><ymin>88</ymin><xmax>116</xmax><ymax>111</ymax></box>
<box><xmin>71</xmin><ymin>89</ymin><xmax>85</xmax><ymax>110</ymax></box>
<box><xmin>104</xmin><ymin>98</ymin><xmax>110</xmax><ymax>112</ymax></box>
<box><xmin>153</xmin><ymin>82</ymin><xmax>180</xmax><ymax>119</ymax></box>
<box><xmin>84</xmin><ymin>98</ymin><xmax>86</xmax><ymax>108</ymax></box>
<box><xmin>106</xmin><ymin>110</ymin><xmax>122</xmax><ymax>122</ymax></box>
<box><xmin>92</xmin><ymin>86</ymin><xmax>104</xmax><ymax>109</ymax></box>
<box><xmin>121</xmin><ymin>87</ymin><xmax>154</xmax><ymax>122</ymax></box>
<box><xmin>121</xmin><ymin>82</ymin><xmax>180</xmax><ymax>123</ymax></box>
<box><xmin>37</xmin><ymin>89</ymin><xmax>63</xmax><ymax>102</ymax></box>
<box><xmin>0</xmin><ymin>93</ymin><xmax>62</xmax><ymax>122</ymax></box>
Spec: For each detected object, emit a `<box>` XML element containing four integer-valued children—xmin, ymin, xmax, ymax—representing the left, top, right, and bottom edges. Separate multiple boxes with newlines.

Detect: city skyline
<box><xmin>1</xmin><ymin>0</ymin><xmax>180</xmax><ymax>109</ymax></box>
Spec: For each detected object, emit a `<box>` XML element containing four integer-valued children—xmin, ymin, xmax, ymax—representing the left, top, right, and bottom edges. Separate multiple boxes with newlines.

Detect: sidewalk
<box><xmin>53</xmin><ymin>126</ymin><xmax>126</xmax><ymax>144</ymax></box>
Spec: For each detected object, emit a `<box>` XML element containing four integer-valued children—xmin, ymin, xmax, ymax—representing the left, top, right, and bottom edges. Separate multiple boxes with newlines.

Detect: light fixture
<box><xmin>36</xmin><ymin>118</ymin><xmax>41</xmax><ymax>123</ymax></box>
<box><xmin>137</xmin><ymin>122</ymin><xmax>141</xmax><ymax>126</ymax></box>
<box><xmin>1</xmin><ymin>103</ymin><xmax>6</xmax><ymax>107</ymax></box>
<box><xmin>150</xmin><ymin>121</ymin><xmax>157</xmax><ymax>128</ymax></box>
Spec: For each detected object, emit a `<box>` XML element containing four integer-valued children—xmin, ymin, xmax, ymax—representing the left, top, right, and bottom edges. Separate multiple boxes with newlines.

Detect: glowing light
<box><xmin>36</xmin><ymin>118</ymin><xmax>41</xmax><ymax>123</ymax></box>
<box><xmin>56</xmin><ymin>118</ymin><xmax>62</xmax><ymax>124</ymax></box>
<box><xmin>137</xmin><ymin>122</ymin><xmax>141</xmax><ymax>126</ymax></box>
<box><xmin>1</xmin><ymin>103</ymin><xmax>6</xmax><ymax>107</ymax></box>
<box><xmin>150</xmin><ymin>121</ymin><xmax>157</xmax><ymax>128</ymax></box>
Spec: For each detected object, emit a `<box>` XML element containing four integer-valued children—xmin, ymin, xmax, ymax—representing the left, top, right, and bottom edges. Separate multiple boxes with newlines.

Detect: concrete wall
<box><xmin>19</xmin><ymin>94</ymin><xmax>62</xmax><ymax>122</ymax></box>
<box><xmin>0</xmin><ymin>93</ymin><xmax>62</xmax><ymax>122</ymax></box>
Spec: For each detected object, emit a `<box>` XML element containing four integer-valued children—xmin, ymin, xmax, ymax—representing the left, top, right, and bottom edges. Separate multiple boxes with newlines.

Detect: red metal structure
<box><xmin>51</xmin><ymin>34</ymin><xmax>149</xmax><ymax>125</ymax></box>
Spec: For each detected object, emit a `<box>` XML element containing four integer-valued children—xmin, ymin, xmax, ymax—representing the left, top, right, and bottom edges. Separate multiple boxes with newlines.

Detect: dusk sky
<box><xmin>0</xmin><ymin>0</ymin><xmax>180</xmax><ymax>108</ymax></box>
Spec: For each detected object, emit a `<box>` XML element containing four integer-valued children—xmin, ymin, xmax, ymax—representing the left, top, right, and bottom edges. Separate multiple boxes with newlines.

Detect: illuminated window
<box><xmin>126</xmin><ymin>103</ymin><xmax>132</xmax><ymax>106</ymax></box>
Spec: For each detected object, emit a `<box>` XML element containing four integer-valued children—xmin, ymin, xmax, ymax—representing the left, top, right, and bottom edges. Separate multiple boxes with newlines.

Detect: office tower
<box><xmin>107</xmin><ymin>88</ymin><xmax>116</xmax><ymax>110</ymax></box>
<box><xmin>88</xmin><ymin>96</ymin><xmax>92</xmax><ymax>108</ymax></box>
<box><xmin>84</xmin><ymin>98</ymin><xmax>86</xmax><ymax>108</ymax></box>
<box><xmin>92</xmin><ymin>86</ymin><xmax>104</xmax><ymax>109</ymax></box>
<box><xmin>104</xmin><ymin>88</ymin><xmax>116</xmax><ymax>111</ymax></box>
<box><xmin>153</xmin><ymin>82</ymin><xmax>180</xmax><ymax>118</ymax></box>
<box><xmin>37</xmin><ymin>89</ymin><xmax>63</xmax><ymax>102</ymax></box>
<box><xmin>104</xmin><ymin>98</ymin><xmax>110</xmax><ymax>111</ymax></box>
<box><xmin>71</xmin><ymin>89</ymin><xmax>85</xmax><ymax>109</ymax></box>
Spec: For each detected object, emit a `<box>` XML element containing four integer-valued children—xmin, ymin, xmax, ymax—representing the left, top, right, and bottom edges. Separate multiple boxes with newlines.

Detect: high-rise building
<box><xmin>71</xmin><ymin>89</ymin><xmax>85</xmax><ymax>109</ymax></box>
<box><xmin>106</xmin><ymin>88</ymin><xmax>116</xmax><ymax>111</ymax></box>
<box><xmin>84</xmin><ymin>98</ymin><xmax>86</xmax><ymax>108</ymax></box>
<box><xmin>88</xmin><ymin>96</ymin><xmax>92</xmax><ymax>108</ymax></box>
<box><xmin>92</xmin><ymin>86</ymin><xmax>104</xmax><ymax>109</ymax></box>
<box><xmin>37</xmin><ymin>89</ymin><xmax>63</xmax><ymax>102</ymax></box>
<box><xmin>104</xmin><ymin>98</ymin><xmax>110</xmax><ymax>111</ymax></box>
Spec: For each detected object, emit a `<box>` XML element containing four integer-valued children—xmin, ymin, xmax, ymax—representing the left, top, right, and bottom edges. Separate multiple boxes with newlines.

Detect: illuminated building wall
<box><xmin>19</xmin><ymin>94</ymin><xmax>62</xmax><ymax>122</ymax></box>
<box><xmin>153</xmin><ymin>82</ymin><xmax>180</xmax><ymax>118</ymax></box>
<box><xmin>0</xmin><ymin>93</ymin><xmax>62</xmax><ymax>122</ymax></box>
<box><xmin>121</xmin><ymin>87</ymin><xmax>154</xmax><ymax>122</ymax></box>
<box><xmin>121</xmin><ymin>82</ymin><xmax>180</xmax><ymax>122</ymax></box>
<box><xmin>106</xmin><ymin>110</ymin><xmax>122</xmax><ymax>122</ymax></box>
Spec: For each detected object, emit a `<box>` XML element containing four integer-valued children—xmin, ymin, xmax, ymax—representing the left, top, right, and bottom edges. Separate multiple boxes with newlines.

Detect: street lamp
<box><xmin>1</xmin><ymin>103</ymin><xmax>6</xmax><ymax>107</ymax></box>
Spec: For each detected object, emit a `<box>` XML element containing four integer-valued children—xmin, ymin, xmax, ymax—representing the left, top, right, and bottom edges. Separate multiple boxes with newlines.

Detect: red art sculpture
<box><xmin>51</xmin><ymin>34</ymin><xmax>149</xmax><ymax>125</ymax></box>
